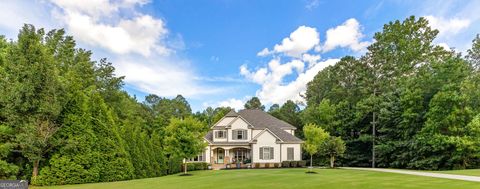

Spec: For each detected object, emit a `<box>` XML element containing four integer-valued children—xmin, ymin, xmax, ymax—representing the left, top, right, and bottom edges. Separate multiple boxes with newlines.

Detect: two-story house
<box><xmin>190</xmin><ymin>109</ymin><xmax>303</xmax><ymax>169</ymax></box>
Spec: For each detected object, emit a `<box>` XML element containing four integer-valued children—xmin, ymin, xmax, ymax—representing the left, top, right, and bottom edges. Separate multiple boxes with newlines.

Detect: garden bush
<box><xmin>186</xmin><ymin>162</ymin><xmax>209</xmax><ymax>171</ymax></box>
<box><xmin>255</xmin><ymin>163</ymin><xmax>260</xmax><ymax>168</ymax></box>
<box><xmin>298</xmin><ymin>160</ymin><xmax>307</xmax><ymax>167</ymax></box>
<box><xmin>265</xmin><ymin>163</ymin><xmax>270</xmax><ymax>168</ymax></box>
<box><xmin>290</xmin><ymin>161</ymin><xmax>297</xmax><ymax>167</ymax></box>
<box><xmin>282</xmin><ymin>161</ymin><xmax>290</xmax><ymax>168</ymax></box>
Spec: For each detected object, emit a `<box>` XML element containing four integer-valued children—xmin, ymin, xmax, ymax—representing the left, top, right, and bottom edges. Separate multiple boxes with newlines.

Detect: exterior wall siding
<box><xmin>212</xmin><ymin>130</ymin><xmax>228</xmax><ymax>142</ymax></box>
<box><xmin>229</xmin><ymin>118</ymin><xmax>251</xmax><ymax>141</ymax></box>
<box><xmin>252</xmin><ymin>131</ymin><xmax>281</xmax><ymax>163</ymax></box>
<box><xmin>280</xmin><ymin>144</ymin><xmax>301</xmax><ymax>161</ymax></box>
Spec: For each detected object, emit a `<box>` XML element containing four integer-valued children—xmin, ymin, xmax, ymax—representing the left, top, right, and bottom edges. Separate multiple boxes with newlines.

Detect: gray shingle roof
<box><xmin>266</xmin><ymin>127</ymin><xmax>303</xmax><ymax>143</ymax></box>
<box><xmin>205</xmin><ymin>130</ymin><xmax>213</xmax><ymax>142</ymax></box>
<box><xmin>205</xmin><ymin>109</ymin><xmax>303</xmax><ymax>143</ymax></box>
<box><xmin>225</xmin><ymin>110</ymin><xmax>239</xmax><ymax>117</ymax></box>
<box><xmin>237</xmin><ymin>109</ymin><xmax>296</xmax><ymax>129</ymax></box>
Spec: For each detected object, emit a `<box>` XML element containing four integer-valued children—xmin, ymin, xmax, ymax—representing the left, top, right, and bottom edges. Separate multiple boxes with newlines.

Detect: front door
<box><xmin>217</xmin><ymin>149</ymin><xmax>224</xmax><ymax>164</ymax></box>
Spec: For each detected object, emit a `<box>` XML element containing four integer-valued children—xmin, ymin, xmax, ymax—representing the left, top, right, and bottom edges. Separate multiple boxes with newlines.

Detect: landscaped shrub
<box><xmin>298</xmin><ymin>160</ymin><xmax>307</xmax><ymax>167</ymax></box>
<box><xmin>282</xmin><ymin>161</ymin><xmax>290</xmax><ymax>168</ymax></box>
<box><xmin>265</xmin><ymin>163</ymin><xmax>270</xmax><ymax>168</ymax></box>
<box><xmin>255</xmin><ymin>163</ymin><xmax>260</xmax><ymax>168</ymax></box>
<box><xmin>186</xmin><ymin>162</ymin><xmax>209</xmax><ymax>171</ymax></box>
<box><xmin>290</xmin><ymin>161</ymin><xmax>297</xmax><ymax>167</ymax></box>
<box><xmin>274</xmin><ymin>163</ymin><xmax>279</xmax><ymax>168</ymax></box>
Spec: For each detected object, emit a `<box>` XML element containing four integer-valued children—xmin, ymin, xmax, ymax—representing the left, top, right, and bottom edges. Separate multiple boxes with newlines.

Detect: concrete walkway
<box><xmin>342</xmin><ymin>167</ymin><xmax>480</xmax><ymax>182</ymax></box>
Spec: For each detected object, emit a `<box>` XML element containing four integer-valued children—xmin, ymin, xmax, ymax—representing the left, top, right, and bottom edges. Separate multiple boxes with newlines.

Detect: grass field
<box><xmin>34</xmin><ymin>168</ymin><xmax>479</xmax><ymax>189</ymax></box>
<box><xmin>431</xmin><ymin>169</ymin><xmax>480</xmax><ymax>177</ymax></box>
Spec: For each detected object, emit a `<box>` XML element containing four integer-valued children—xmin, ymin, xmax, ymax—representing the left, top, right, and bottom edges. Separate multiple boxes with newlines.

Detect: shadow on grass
<box><xmin>305</xmin><ymin>171</ymin><xmax>318</xmax><ymax>174</ymax></box>
<box><xmin>178</xmin><ymin>173</ymin><xmax>193</xmax><ymax>176</ymax></box>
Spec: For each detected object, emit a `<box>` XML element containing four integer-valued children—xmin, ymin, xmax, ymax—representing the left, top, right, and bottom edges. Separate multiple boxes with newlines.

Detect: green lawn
<box><xmin>34</xmin><ymin>168</ymin><xmax>479</xmax><ymax>189</ymax></box>
<box><xmin>431</xmin><ymin>169</ymin><xmax>480</xmax><ymax>177</ymax></box>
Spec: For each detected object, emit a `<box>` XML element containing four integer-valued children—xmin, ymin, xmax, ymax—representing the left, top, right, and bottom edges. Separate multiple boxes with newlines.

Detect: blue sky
<box><xmin>1</xmin><ymin>0</ymin><xmax>479</xmax><ymax>111</ymax></box>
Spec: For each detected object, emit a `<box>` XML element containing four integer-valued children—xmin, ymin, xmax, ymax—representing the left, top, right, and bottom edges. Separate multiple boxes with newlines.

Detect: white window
<box><xmin>215</xmin><ymin>130</ymin><xmax>226</xmax><ymax>139</ymax></box>
<box><xmin>287</xmin><ymin>147</ymin><xmax>294</xmax><ymax>160</ymax></box>
<box><xmin>259</xmin><ymin>147</ymin><xmax>274</xmax><ymax>160</ymax></box>
<box><xmin>189</xmin><ymin>153</ymin><xmax>204</xmax><ymax>162</ymax></box>
<box><xmin>232</xmin><ymin>130</ymin><xmax>247</xmax><ymax>140</ymax></box>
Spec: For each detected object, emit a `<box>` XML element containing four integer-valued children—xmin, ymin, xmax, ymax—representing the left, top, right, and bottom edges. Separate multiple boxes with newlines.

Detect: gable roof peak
<box><xmin>225</xmin><ymin>109</ymin><xmax>239</xmax><ymax>117</ymax></box>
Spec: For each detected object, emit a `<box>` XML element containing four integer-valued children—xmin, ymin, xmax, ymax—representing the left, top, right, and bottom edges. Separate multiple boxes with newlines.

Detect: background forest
<box><xmin>1</xmin><ymin>16</ymin><xmax>479</xmax><ymax>185</ymax></box>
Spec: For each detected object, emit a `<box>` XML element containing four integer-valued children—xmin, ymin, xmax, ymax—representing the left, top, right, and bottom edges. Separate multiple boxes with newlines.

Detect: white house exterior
<box><xmin>190</xmin><ymin>109</ymin><xmax>303</xmax><ymax>169</ymax></box>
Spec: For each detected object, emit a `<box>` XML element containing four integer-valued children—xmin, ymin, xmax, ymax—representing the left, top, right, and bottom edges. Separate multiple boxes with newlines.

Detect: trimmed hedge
<box><xmin>282</xmin><ymin>161</ymin><xmax>291</xmax><ymax>168</ymax></box>
<box><xmin>185</xmin><ymin>162</ymin><xmax>209</xmax><ymax>171</ymax></box>
<box><xmin>281</xmin><ymin>161</ymin><xmax>307</xmax><ymax>168</ymax></box>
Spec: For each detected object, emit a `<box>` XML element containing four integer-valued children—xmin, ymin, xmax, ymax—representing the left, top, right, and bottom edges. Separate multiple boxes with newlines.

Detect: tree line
<box><xmin>0</xmin><ymin>25</ymin><xmax>227</xmax><ymax>185</ymax></box>
<box><xmin>251</xmin><ymin>16</ymin><xmax>480</xmax><ymax>170</ymax></box>
<box><xmin>1</xmin><ymin>15</ymin><xmax>479</xmax><ymax>185</ymax></box>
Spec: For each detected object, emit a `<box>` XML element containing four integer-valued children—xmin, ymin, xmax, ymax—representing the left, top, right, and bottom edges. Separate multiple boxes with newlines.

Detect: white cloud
<box><xmin>0</xmin><ymin>1</ymin><xmax>57</xmax><ymax>36</ymax></box>
<box><xmin>50</xmin><ymin>0</ymin><xmax>148</xmax><ymax>18</ymax></box>
<box><xmin>322</xmin><ymin>18</ymin><xmax>370</xmax><ymax>53</ymax></box>
<box><xmin>437</xmin><ymin>43</ymin><xmax>451</xmax><ymax>50</ymax></box>
<box><xmin>302</xmin><ymin>53</ymin><xmax>321</xmax><ymax>68</ymax></box>
<box><xmin>257</xmin><ymin>48</ymin><xmax>272</xmax><ymax>56</ymax></box>
<box><xmin>115</xmin><ymin>55</ymin><xmax>222</xmax><ymax>98</ymax></box>
<box><xmin>261</xmin><ymin>26</ymin><xmax>320</xmax><ymax>58</ymax></box>
<box><xmin>425</xmin><ymin>15</ymin><xmax>470</xmax><ymax>36</ymax></box>
<box><xmin>51</xmin><ymin>0</ymin><xmax>170</xmax><ymax>56</ymax></box>
<box><xmin>203</xmin><ymin>97</ymin><xmax>248</xmax><ymax>111</ymax></box>
<box><xmin>218</xmin><ymin>98</ymin><xmax>245</xmax><ymax>110</ymax></box>
<box><xmin>305</xmin><ymin>0</ymin><xmax>320</xmax><ymax>10</ymax></box>
<box><xmin>241</xmin><ymin>58</ymin><xmax>338</xmax><ymax>105</ymax></box>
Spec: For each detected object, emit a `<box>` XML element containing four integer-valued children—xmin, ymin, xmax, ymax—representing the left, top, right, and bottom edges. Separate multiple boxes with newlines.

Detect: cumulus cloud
<box><xmin>258</xmin><ymin>26</ymin><xmax>320</xmax><ymax>58</ymax></box>
<box><xmin>218</xmin><ymin>98</ymin><xmax>246</xmax><ymax>110</ymax></box>
<box><xmin>241</xmin><ymin>58</ymin><xmax>338</xmax><ymax>105</ymax></box>
<box><xmin>425</xmin><ymin>15</ymin><xmax>470</xmax><ymax>36</ymax></box>
<box><xmin>203</xmin><ymin>97</ymin><xmax>248</xmax><ymax>111</ymax></box>
<box><xmin>51</xmin><ymin>0</ymin><xmax>170</xmax><ymax>56</ymax></box>
<box><xmin>247</xmin><ymin>19</ymin><xmax>372</xmax><ymax>105</ymax></box>
<box><xmin>115</xmin><ymin>55</ymin><xmax>222</xmax><ymax>97</ymax></box>
<box><xmin>322</xmin><ymin>18</ymin><xmax>370</xmax><ymax>52</ymax></box>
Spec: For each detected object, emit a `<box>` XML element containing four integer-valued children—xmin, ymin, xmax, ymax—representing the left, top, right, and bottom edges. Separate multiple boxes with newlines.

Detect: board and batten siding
<box><xmin>252</xmin><ymin>131</ymin><xmax>281</xmax><ymax>163</ymax></box>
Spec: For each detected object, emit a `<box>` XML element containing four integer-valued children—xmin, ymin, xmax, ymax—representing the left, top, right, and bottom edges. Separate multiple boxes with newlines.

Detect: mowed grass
<box><xmin>34</xmin><ymin>168</ymin><xmax>479</xmax><ymax>189</ymax></box>
<box><xmin>431</xmin><ymin>169</ymin><xmax>480</xmax><ymax>177</ymax></box>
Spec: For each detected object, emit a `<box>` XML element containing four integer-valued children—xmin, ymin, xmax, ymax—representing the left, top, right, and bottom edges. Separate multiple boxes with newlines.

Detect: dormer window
<box><xmin>233</xmin><ymin>129</ymin><xmax>247</xmax><ymax>140</ymax></box>
<box><xmin>214</xmin><ymin>130</ymin><xmax>226</xmax><ymax>139</ymax></box>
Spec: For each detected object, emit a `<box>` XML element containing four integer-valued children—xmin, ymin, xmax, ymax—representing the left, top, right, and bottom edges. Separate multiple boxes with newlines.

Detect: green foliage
<box><xmin>321</xmin><ymin>137</ymin><xmax>346</xmax><ymax>168</ymax></box>
<box><xmin>304</xmin><ymin>16</ymin><xmax>480</xmax><ymax>170</ymax></box>
<box><xmin>303</xmin><ymin>124</ymin><xmax>330</xmax><ymax>167</ymax></box>
<box><xmin>186</xmin><ymin>162</ymin><xmax>209</xmax><ymax>171</ymax></box>
<box><xmin>165</xmin><ymin>117</ymin><xmax>207</xmax><ymax>174</ymax></box>
<box><xmin>281</xmin><ymin>161</ymin><xmax>290</xmax><ymax>168</ymax></box>
<box><xmin>269</xmin><ymin>100</ymin><xmax>303</xmax><ymax>138</ymax></box>
<box><xmin>244</xmin><ymin>97</ymin><xmax>265</xmax><ymax>110</ymax></box>
<box><xmin>0</xmin><ymin>24</ymin><xmax>196</xmax><ymax>185</ymax></box>
<box><xmin>467</xmin><ymin>34</ymin><xmax>480</xmax><ymax>70</ymax></box>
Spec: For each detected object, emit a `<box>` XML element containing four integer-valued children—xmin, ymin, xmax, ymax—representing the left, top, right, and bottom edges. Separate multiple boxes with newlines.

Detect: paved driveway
<box><xmin>342</xmin><ymin>167</ymin><xmax>480</xmax><ymax>182</ymax></box>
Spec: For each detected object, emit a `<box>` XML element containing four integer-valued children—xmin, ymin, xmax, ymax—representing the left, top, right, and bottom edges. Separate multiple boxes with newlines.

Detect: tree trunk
<box><xmin>184</xmin><ymin>162</ymin><xmax>187</xmax><ymax>174</ymax></box>
<box><xmin>330</xmin><ymin>155</ymin><xmax>335</xmax><ymax>168</ymax></box>
<box><xmin>310</xmin><ymin>155</ymin><xmax>313</xmax><ymax>167</ymax></box>
<box><xmin>32</xmin><ymin>160</ymin><xmax>39</xmax><ymax>178</ymax></box>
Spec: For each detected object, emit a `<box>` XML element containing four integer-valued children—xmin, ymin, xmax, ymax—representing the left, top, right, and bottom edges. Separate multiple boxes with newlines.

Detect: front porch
<box><xmin>210</xmin><ymin>146</ymin><xmax>251</xmax><ymax>170</ymax></box>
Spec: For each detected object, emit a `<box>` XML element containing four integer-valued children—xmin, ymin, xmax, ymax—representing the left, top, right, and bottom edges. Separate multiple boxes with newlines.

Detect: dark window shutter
<box><xmin>259</xmin><ymin>147</ymin><xmax>263</xmax><ymax>160</ymax></box>
<box><xmin>244</xmin><ymin>130</ymin><xmax>248</xmax><ymax>139</ymax></box>
<box><xmin>215</xmin><ymin>131</ymin><xmax>218</xmax><ymax>138</ymax></box>
<box><xmin>270</xmin><ymin>147</ymin><xmax>274</xmax><ymax>160</ymax></box>
<box><xmin>287</xmin><ymin>148</ymin><xmax>294</xmax><ymax>160</ymax></box>
<box><xmin>233</xmin><ymin>130</ymin><xmax>237</xmax><ymax>140</ymax></box>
